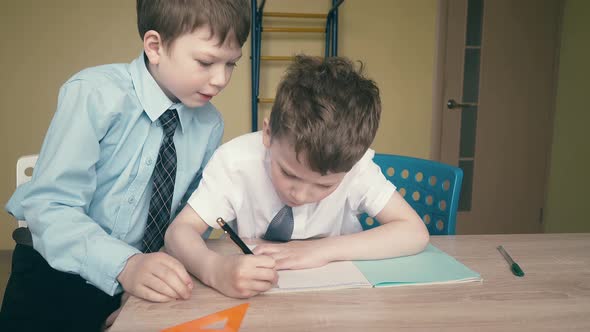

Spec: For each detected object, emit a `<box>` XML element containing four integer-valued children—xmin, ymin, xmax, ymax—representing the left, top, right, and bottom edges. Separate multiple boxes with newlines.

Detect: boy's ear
<box><xmin>143</xmin><ymin>30</ymin><xmax>163</xmax><ymax>65</ymax></box>
<box><xmin>262</xmin><ymin>118</ymin><xmax>271</xmax><ymax>148</ymax></box>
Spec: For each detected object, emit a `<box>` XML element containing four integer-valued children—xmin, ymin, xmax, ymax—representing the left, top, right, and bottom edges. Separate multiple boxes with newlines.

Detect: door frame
<box><xmin>430</xmin><ymin>0</ymin><xmax>449</xmax><ymax>162</ymax></box>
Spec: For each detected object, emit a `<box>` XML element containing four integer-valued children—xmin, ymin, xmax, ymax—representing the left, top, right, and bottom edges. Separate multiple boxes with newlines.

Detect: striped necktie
<box><xmin>142</xmin><ymin>109</ymin><xmax>179</xmax><ymax>253</ymax></box>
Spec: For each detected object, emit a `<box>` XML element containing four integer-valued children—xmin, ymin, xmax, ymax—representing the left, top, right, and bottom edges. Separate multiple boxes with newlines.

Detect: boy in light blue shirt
<box><xmin>0</xmin><ymin>1</ymin><xmax>249</xmax><ymax>331</ymax></box>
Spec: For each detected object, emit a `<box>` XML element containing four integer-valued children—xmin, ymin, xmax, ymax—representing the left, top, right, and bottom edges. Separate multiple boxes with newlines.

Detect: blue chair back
<box><xmin>359</xmin><ymin>153</ymin><xmax>463</xmax><ymax>235</ymax></box>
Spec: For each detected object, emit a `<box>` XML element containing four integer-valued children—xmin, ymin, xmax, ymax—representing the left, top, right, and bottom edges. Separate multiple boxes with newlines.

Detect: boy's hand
<box><xmin>253</xmin><ymin>240</ymin><xmax>330</xmax><ymax>270</ymax></box>
<box><xmin>209</xmin><ymin>254</ymin><xmax>278</xmax><ymax>298</ymax></box>
<box><xmin>117</xmin><ymin>252</ymin><xmax>193</xmax><ymax>302</ymax></box>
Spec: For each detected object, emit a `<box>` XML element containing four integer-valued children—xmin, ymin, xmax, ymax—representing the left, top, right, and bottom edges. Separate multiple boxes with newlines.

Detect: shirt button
<box><xmin>146</xmin><ymin>158</ymin><xmax>153</xmax><ymax>166</ymax></box>
<box><xmin>128</xmin><ymin>197</ymin><xmax>135</xmax><ymax>204</ymax></box>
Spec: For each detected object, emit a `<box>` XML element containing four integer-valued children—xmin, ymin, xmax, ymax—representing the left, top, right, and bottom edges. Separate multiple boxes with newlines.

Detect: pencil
<box><xmin>216</xmin><ymin>217</ymin><xmax>253</xmax><ymax>255</ymax></box>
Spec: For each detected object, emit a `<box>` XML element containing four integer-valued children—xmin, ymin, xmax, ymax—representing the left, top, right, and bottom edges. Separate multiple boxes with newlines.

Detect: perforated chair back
<box><xmin>359</xmin><ymin>153</ymin><xmax>463</xmax><ymax>235</ymax></box>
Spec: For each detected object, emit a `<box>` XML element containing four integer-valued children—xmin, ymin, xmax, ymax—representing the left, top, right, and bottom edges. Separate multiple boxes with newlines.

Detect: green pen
<box><xmin>497</xmin><ymin>245</ymin><xmax>525</xmax><ymax>277</ymax></box>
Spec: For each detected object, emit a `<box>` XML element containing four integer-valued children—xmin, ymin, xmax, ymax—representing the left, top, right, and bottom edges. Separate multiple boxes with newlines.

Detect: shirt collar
<box><xmin>129</xmin><ymin>52</ymin><xmax>188</xmax><ymax>133</ymax></box>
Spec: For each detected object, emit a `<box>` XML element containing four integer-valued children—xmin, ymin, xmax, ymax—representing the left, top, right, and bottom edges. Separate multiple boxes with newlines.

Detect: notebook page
<box><xmin>353</xmin><ymin>244</ymin><xmax>481</xmax><ymax>287</ymax></box>
<box><xmin>267</xmin><ymin>261</ymin><xmax>371</xmax><ymax>293</ymax></box>
<box><xmin>246</xmin><ymin>245</ymin><xmax>371</xmax><ymax>293</ymax></box>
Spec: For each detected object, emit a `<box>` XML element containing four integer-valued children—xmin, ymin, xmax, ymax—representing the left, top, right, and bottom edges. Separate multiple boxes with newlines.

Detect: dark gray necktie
<box><xmin>142</xmin><ymin>109</ymin><xmax>179</xmax><ymax>253</ymax></box>
<box><xmin>263</xmin><ymin>205</ymin><xmax>294</xmax><ymax>242</ymax></box>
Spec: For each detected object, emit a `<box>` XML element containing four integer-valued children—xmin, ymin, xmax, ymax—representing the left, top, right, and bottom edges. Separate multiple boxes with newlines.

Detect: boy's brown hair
<box><xmin>269</xmin><ymin>55</ymin><xmax>381</xmax><ymax>175</ymax></box>
<box><xmin>137</xmin><ymin>0</ymin><xmax>250</xmax><ymax>48</ymax></box>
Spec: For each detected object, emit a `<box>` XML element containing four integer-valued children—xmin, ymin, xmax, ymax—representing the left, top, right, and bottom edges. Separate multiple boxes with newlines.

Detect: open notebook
<box><xmin>262</xmin><ymin>244</ymin><xmax>481</xmax><ymax>293</ymax></box>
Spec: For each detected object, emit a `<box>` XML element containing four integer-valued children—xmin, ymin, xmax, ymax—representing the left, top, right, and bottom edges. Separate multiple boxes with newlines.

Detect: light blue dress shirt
<box><xmin>5</xmin><ymin>53</ymin><xmax>224</xmax><ymax>295</ymax></box>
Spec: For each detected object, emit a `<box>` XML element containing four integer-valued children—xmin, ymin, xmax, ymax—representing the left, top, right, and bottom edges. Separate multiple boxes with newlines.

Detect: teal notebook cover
<box><xmin>353</xmin><ymin>244</ymin><xmax>481</xmax><ymax>287</ymax></box>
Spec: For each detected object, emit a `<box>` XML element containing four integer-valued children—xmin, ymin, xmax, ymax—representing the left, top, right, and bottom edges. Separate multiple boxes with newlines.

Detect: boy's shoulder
<box><xmin>65</xmin><ymin>62</ymin><xmax>132</xmax><ymax>92</ymax></box>
<box><xmin>347</xmin><ymin>148</ymin><xmax>377</xmax><ymax>176</ymax></box>
<box><xmin>54</xmin><ymin>61</ymin><xmax>139</xmax><ymax>128</ymax></box>
<box><xmin>215</xmin><ymin>131</ymin><xmax>266</xmax><ymax>168</ymax></box>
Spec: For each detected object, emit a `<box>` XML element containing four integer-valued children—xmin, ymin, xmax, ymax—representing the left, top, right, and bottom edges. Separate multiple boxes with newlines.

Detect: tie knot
<box><xmin>263</xmin><ymin>205</ymin><xmax>294</xmax><ymax>242</ymax></box>
<box><xmin>159</xmin><ymin>109</ymin><xmax>179</xmax><ymax>138</ymax></box>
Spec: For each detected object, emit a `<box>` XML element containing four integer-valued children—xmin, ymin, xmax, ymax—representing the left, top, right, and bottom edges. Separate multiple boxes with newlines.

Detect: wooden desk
<box><xmin>110</xmin><ymin>234</ymin><xmax>590</xmax><ymax>331</ymax></box>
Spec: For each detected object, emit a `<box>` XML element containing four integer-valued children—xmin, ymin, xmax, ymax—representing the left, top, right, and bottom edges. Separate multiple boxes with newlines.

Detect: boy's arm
<box><xmin>19</xmin><ymin>80</ymin><xmax>138</xmax><ymax>296</ymax></box>
<box><xmin>254</xmin><ymin>191</ymin><xmax>429</xmax><ymax>270</ymax></box>
<box><xmin>165</xmin><ymin>203</ymin><xmax>279</xmax><ymax>298</ymax></box>
<box><xmin>18</xmin><ymin>80</ymin><xmax>191</xmax><ymax>301</ymax></box>
<box><xmin>164</xmin><ymin>205</ymin><xmax>220</xmax><ymax>287</ymax></box>
<box><xmin>322</xmin><ymin>191</ymin><xmax>429</xmax><ymax>261</ymax></box>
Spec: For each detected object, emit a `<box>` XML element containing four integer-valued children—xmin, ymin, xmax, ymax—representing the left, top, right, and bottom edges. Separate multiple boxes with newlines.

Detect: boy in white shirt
<box><xmin>165</xmin><ymin>55</ymin><xmax>429</xmax><ymax>299</ymax></box>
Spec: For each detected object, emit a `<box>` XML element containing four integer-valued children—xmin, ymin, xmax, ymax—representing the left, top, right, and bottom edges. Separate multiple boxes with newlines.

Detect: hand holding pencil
<box><xmin>209</xmin><ymin>217</ymin><xmax>279</xmax><ymax>298</ymax></box>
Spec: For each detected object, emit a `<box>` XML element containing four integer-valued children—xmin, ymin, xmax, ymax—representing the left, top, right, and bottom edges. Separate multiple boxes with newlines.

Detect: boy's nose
<box><xmin>290</xmin><ymin>186</ymin><xmax>309</xmax><ymax>205</ymax></box>
<box><xmin>210</xmin><ymin>66</ymin><xmax>229</xmax><ymax>88</ymax></box>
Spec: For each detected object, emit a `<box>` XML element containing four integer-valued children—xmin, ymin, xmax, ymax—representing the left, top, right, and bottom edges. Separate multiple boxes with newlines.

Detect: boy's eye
<box><xmin>227</xmin><ymin>62</ymin><xmax>237</xmax><ymax>68</ymax></box>
<box><xmin>318</xmin><ymin>184</ymin><xmax>333</xmax><ymax>189</ymax></box>
<box><xmin>281</xmin><ymin>168</ymin><xmax>296</xmax><ymax>179</ymax></box>
<box><xmin>197</xmin><ymin>60</ymin><xmax>212</xmax><ymax>67</ymax></box>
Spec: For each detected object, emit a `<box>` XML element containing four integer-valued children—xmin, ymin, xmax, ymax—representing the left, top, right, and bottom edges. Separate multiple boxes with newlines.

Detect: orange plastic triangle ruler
<box><xmin>161</xmin><ymin>303</ymin><xmax>249</xmax><ymax>332</ymax></box>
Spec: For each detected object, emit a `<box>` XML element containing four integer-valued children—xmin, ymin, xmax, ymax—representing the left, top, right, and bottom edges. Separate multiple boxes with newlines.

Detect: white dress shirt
<box><xmin>188</xmin><ymin>131</ymin><xmax>396</xmax><ymax>239</ymax></box>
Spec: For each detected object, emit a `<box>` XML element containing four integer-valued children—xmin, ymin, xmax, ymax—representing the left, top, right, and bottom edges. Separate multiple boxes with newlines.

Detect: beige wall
<box><xmin>340</xmin><ymin>1</ymin><xmax>436</xmax><ymax>157</ymax></box>
<box><xmin>544</xmin><ymin>0</ymin><xmax>590</xmax><ymax>233</ymax></box>
<box><xmin>0</xmin><ymin>0</ymin><xmax>437</xmax><ymax>250</ymax></box>
<box><xmin>0</xmin><ymin>2</ymin><xmax>142</xmax><ymax>250</ymax></box>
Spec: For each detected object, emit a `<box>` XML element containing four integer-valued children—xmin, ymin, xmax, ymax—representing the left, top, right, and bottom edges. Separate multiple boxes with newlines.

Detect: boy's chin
<box><xmin>282</xmin><ymin>199</ymin><xmax>302</xmax><ymax>208</ymax></box>
<box><xmin>181</xmin><ymin>98</ymin><xmax>209</xmax><ymax>108</ymax></box>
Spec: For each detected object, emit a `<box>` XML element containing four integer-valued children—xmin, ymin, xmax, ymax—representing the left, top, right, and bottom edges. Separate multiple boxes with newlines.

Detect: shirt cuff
<box><xmin>82</xmin><ymin>237</ymin><xmax>141</xmax><ymax>296</ymax></box>
<box><xmin>5</xmin><ymin>183</ymin><xmax>31</xmax><ymax>220</ymax></box>
<box><xmin>365</xmin><ymin>181</ymin><xmax>396</xmax><ymax>217</ymax></box>
<box><xmin>188</xmin><ymin>188</ymin><xmax>235</xmax><ymax>229</ymax></box>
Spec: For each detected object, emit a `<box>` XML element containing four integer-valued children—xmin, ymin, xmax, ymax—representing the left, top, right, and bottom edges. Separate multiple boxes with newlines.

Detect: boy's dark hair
<box><xmin>137</xmin><ymin>0</ymin><xmax>250</xmax><ymax>48</ymax></box>
<box><xmin>269</xmin><ymin>55</ymin><xmax>381</xmax><ymax>175</ymax></box>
